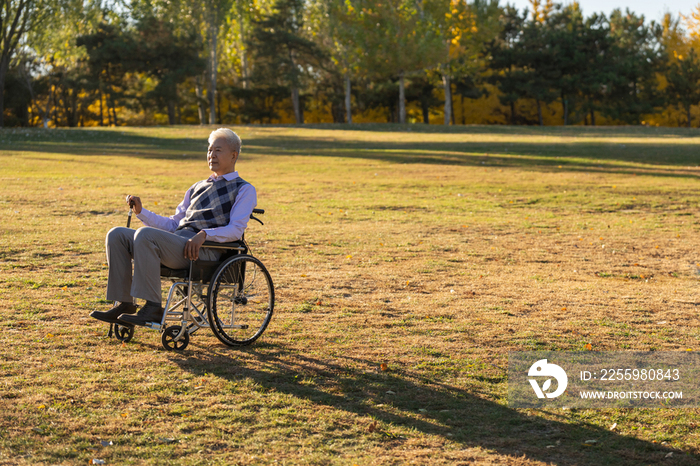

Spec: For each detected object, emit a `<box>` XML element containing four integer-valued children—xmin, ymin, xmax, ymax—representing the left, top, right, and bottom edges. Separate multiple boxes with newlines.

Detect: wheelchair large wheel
<box><xmin>208</xmin><ymin>255</ymin><xmax>274</xmax><ymax>346</ymax></box>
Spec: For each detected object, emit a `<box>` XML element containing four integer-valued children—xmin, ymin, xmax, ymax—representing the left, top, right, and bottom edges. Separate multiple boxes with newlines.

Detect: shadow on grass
<box><xmin>278</xmin><ymin>123</ymin><xmax>700</xmax><ymax>139</ymax></box>
<box><xmin>243</xmin><ymin>139</ymin><xmax>700</xmax><ymax>180</ymax></box>
<box><xmin>2</xmin><ymin>126</ymin><xmax>700</xmax><ymax>179</ymax></box>
<box><xmin>167</xmin><ymin>343</ymin><xmax>698</xmax><ymax>465</ymax></box>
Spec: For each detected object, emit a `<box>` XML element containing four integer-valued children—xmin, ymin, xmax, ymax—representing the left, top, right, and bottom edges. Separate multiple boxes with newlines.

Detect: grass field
<box><xmin>1</xmin><ymin>124</ymin><xmax>700</xmax><ymax>465</ymax></box>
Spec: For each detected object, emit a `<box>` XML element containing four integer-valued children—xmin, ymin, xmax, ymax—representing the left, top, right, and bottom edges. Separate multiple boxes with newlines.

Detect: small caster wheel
<box><xmin>113</xmin><ymin>323</ymin><xmax>134</xmax><ymax>342</ymax></box>
<box><xmin>162</xmin><ymin>326</ymin><xmax>189</xmax><ymax>351</ymax></box>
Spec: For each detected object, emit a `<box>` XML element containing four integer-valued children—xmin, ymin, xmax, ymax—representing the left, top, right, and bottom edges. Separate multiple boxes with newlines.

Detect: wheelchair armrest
<box><xmin>202</xmin><ymin>240</ymin><xmax>246</xmax><ymax>251</ymax></box>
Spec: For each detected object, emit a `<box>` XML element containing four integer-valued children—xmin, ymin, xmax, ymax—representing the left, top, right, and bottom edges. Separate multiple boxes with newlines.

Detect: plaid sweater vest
<box><xmin>177</xmin><ymin>177</ymin><xmax>250</xmax><ymax>233</ymax></box>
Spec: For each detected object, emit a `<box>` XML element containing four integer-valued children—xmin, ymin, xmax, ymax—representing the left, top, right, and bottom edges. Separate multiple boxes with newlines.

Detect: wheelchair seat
<box><xmin>160</xmin><ymin>240</ymin><xmax>247</xmax><ymax>282</ymax></box>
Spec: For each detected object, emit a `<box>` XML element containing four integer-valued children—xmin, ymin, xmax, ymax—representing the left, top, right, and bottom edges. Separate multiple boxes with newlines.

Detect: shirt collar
<box><xmin>207</xmin><ymin>171</ymin><xmax>239</xmax><ymax>182</ymax></box>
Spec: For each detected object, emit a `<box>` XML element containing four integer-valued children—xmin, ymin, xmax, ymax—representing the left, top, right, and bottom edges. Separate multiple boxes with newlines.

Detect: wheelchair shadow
<box><xmin>167</xmin><ymin>342</ymin><xmax>699</xmax><ymax>465</ymax></box>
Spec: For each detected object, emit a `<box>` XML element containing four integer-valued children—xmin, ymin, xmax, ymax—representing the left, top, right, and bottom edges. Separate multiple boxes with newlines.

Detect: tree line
<box><xmin>2</xmin><ymin>0</ymin><xmax>700</xmax><ymax>128</ymax></box>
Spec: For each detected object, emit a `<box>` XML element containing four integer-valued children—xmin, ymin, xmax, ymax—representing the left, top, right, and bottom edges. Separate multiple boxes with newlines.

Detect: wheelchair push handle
<box><xmin>250</xmin><ymin>208</ymin><xmax>265</xmax><ymax>225</ymax></box>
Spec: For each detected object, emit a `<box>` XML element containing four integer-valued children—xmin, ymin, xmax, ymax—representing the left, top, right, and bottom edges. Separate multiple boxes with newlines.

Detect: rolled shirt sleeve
<box><xmin>136</xmin><ymin>184</ymin><xmax>193</xmax><ymax>232</ymax></box>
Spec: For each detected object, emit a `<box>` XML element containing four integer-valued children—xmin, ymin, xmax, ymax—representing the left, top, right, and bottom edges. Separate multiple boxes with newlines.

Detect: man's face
<box><xmin>207</xmin><ymin>137</ymin><xmax>237</xmax><ymax>175</ymax></box>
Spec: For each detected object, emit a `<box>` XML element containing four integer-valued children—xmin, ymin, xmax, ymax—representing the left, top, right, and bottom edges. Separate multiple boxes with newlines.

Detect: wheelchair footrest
<box><xmin>145</xmin><ymin>322</ymin><xmax>162</xmax><ymax>330</ymax></box>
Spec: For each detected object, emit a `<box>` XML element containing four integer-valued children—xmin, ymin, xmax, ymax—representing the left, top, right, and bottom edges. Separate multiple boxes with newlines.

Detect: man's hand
<box><xmin>126</xmin><ymin>195</ymin><xmax>143</xmax><ymax>214</ymax></box>
<box><xmin>184</xmin><ymin>231</ymin><xmax>207</xmax><ymax>261</ymax></box>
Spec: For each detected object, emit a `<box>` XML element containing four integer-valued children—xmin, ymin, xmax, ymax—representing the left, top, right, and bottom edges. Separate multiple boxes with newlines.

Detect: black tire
<box><xmin>208</xmin><ymin>255</ymin><xmax>274</xmax><ymax>346</ymax></box>
<box><xmin>113</xmin><ymin>324</ymin><xmax>134</xmax><ymax>342</ymax></box>
<box><xmin>161</xmin><ymin>326</ymin><xmax>189</xmax><ymax>351</ymax></box>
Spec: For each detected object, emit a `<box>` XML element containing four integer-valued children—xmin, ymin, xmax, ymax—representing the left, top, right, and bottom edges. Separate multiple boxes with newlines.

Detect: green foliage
<box><xmin>485</xmin><ymin>5</ymin><xmax>527</xmax><ymax>124</ymax></box>
<box><xmin>574</xmin><ymin>13</ymin><xmax>618</xmax><ymax>126</ymax></box>
<box><xmin>356</xmin><ymin>0</ymin><xmax>442</xmax><ymax>77</ymax></box>
<box><xmin>248</xmin><ymin>0</ymin><xmax>322</xmax><ymax>87</ymax></box>
<box><xmin>132</xmin><ymin>15</ymin><xmax>206</xmax><ymax>124</ymax></box>
<box><xmin>488</xmin><ymin>4</ymin><xmax>667</xmax><ymax>126</ymax></box>
<box><xmin>76</xmin><ymin>22</ymin><xmax>136</xmax><ymax>125</ymax></box>
<box><xmin>1</xmin><ymin>66</ymin><xmax>32</xmax><ymax>126</ymax></box>
<box><xmin>4</xmin><ymin>0</ymin><xmax>700</xmax><ymax>127</ymax></box>
<box><xmin>665</xmin><ymin>48</ymin><xmax>700</xmax><ymax>127</ymax></box>
<box><xmin>604</xmin><ymin>9</ymin><xmax>666</xmax><ymax>124</ymax></box>
<box><xmin>245</xmin><ymin>0</ymin><xmax>324</xmax><ymax>123</ymax></box>
<box><xmin>0</xmin><ymin>0</ymin><xmax>67</xmax><ymax>126</ymax></box>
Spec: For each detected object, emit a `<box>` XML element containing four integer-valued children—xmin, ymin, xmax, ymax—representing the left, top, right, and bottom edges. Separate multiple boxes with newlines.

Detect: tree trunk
<box><xmin>167</xmin><ymin>100</ymin><xmax>176</xmax><ymax>125</ymax></box>
<box><xmin>217</xmin><ymin>91</ymin><xmax>222</xmax><ymax>124</ymax></box>
<box><xmin>79</xmin><ymin>95</ymin><xmax>86</xmax><ymax>127</ymax></box>
<box><xmin>208</xmin><ymin>24</ymin><xmax>218</xmax><ymax>125</ymax></box>
<box><xmin>27</xmin><ymin>71</ymin><xmax>49</xmax><ymax>128</ymax></box>
<box><xmin>18</xmin><ymin>61</ymin><xmax>39</xmax><ymax>126</ymax></box>
<box><xmin>687</xmin><ymin>103</ymin><xmax>692</xmax><ymax>128</ymax></box>
<box><xmin>0</xmin><ymin>0</ymin><xmax>34</xmax><ymax>127</ymax></box>
<box><xmin>69</xmin><ymin>88</ymin><xmax>78</xmax><ymax>127</ymax></box>
<box><xmin>44</xmin><ymin>96</ymin><xmax>51</xmax><ymax>127</ymax></box>
<box><xmin>106</xmin><ymin>89</ymin><xmax>112</xmax><ymax>126</ymax></box>
<box><xmin>442</xmin><ymin>72</ymin><xmax>452</xmax><ymax>125</ymax></box>
<box><xmin>537</xmin><ymin>100</ymin><xmax>543</xmax><ymax>126</ymax></box>
<box><xmin>344</xmin><ymin>73</ymin><xmax>352</xmax><ymax>124</ymax></box>
<box><xmin>60</xmin><ymin>88</ymin><xmax>72</xmax><ymax>127</ymax></box>
<box><xmin>421</xmin><ymin>96</ymin><xmax>429</xmax><ymax>124</ymax></box>
<box><xmin>563</xmin><ymin>98</ymin><xmax>568</xmax><ymax>126</ymax></box>
<box><xmin>331</xmin><ymin>101</ymin><xmax>344</xmax><ymax>123</ymax></box>
<box><xmin>195</xmin><ymin>75</ymin><xmax>206</xmax><ymax>125</ymax></box>
<box><xmin>239</xmin><ymin>17</ymin><xmax>249</xmax><ymax>90</ymax></box>
<box><xmin>53</xmin><ymin>96</ymin><xmax>59</xmax><ymax>127</ymax></box>
<box><xmin>510</xmin><ymin>101</ymin><xmax>516</xmax><ymax>125</ymax></box>
<box><xmin>398</xmin><ymin>72</ymin><xmax>406</xmax><ymax>124</ymax></box>
<box><xmin>110</xmin><ymin>96</ymin><xmax>118</xmax><ymax>126</ymax></box>
<box><xmin>590</xmin><ymin>107</ymin><xmax>596</xmax><ymax>126</ymax></box>
<box><xmin>461</xmin><ymin>94</ymin><xmax>465</xmax><ymax>125</ymax></box>
<box><xmin>105</xmin><ymin>93</ymin><xmax>112</xmax><ymax>125</ymax></box>
<box><xmin>291</xmin><ymin>87</ymin><xmax>303</xmax><ymax>124</ymax></box>
<box><xmin>98</xmin><ymin>85</ymin><xmax>104</xmax><ymax>126</ymax></box>
<box><xmin>0</xmin><ymin>55</ymin><xmax>8</xmax><ymax>128</ymax></box>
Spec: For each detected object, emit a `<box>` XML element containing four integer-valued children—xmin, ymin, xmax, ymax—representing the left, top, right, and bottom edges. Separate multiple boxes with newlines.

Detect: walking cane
<box><xmin>110</xmin><ymin>204</ymin><xmax>134</xmax><ymax>339</ymax></box>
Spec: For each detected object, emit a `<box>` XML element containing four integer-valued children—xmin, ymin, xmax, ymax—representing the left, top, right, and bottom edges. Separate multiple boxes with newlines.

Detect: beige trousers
<box><xmin>105</xmin><ymin>226</ymin><xmax>219</xmax><ymax>304</ymax></box>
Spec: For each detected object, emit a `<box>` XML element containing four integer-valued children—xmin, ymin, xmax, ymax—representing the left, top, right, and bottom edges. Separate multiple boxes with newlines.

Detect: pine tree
<box><xmin>248</xmin><ymin>0</ymin><xmax>323</xmax><ymax>124</ymax></box>
<box><xmin>666</xmin><ymin>48</ymin><xmax>700</xmax><ymax>127</ymax></box>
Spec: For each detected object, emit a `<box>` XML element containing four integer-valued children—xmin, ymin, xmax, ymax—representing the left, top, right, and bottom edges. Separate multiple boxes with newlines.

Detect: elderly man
<box><xmin>90</xmin><ymin>128</ymin><xmax>257</xmax><ymax>327</ymax></box>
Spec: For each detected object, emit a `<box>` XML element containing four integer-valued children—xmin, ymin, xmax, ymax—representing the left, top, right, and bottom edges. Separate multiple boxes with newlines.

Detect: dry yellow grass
<box><xmin>0</xmin><ymin>124</ymin><xmax>699</xmax><ymax>464</ymax></box>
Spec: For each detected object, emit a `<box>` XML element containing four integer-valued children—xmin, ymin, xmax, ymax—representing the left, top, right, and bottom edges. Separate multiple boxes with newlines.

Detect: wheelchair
<box><xmin>108</xmin><ymin>209</ymin><xmax>274</xmax><ymax>351</ymax></box>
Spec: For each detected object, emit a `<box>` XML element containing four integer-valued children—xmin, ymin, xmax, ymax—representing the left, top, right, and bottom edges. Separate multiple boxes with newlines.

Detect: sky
<box><xmin>505</xmin><ymin>0</ymin><xmax>700</xmax><ymax>22</ymax></box>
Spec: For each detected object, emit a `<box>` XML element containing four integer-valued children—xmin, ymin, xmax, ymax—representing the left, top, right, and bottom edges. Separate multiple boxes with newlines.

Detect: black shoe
<box><xmin>91</xmin><ymin>302</ymin><xmax>137</xmax><ymax>324</ymax></box>
<box><xmin>119</xmin><ymin>302</ymin><xmax>163</xmax><ymax>327</ymax></box>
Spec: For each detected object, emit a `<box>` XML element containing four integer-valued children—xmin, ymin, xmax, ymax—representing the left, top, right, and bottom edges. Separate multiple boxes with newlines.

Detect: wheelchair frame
<box><xmin>110</xmin><ymin>209</ymin><xmax>274</xmax><ymax>351</ymax></box>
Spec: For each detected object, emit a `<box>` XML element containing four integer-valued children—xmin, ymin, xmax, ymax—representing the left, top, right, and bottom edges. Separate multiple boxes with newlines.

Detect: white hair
<box><xmin>209</xmin><ymin>128</ymin><xmax>241</xmax><ymax>155</ymax></box>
